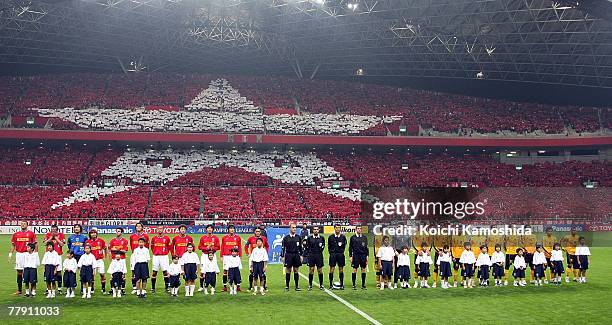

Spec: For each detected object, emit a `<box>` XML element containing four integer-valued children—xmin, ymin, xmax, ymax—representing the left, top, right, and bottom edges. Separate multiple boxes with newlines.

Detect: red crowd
<box><xmin>1</xmin><ymin>73</ymin><xmax>608</xmax><ymax>135</ymax></box>
<box><xmin>0</xmin><ymin>146</ymin><xmax>609</xmax><ymax>223</ymax></box>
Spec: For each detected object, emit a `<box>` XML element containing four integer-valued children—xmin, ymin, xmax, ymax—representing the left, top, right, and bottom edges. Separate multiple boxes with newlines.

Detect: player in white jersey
<box><xmin>248</xmin><ymin>238</ymin><xmax>269</xmax><ymax>295</ymax></box>
<box><xmin>107</xmin><ymin>254</ymin><xmax>128</xmax><ymax>298</ymax></box>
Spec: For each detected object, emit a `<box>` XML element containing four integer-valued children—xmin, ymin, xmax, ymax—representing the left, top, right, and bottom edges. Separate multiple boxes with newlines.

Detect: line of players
<box><xmin>373</xmin><ymin>227</ymin><xmax>591</xmax><ymax>290</ymax></box>
<box><xmin>9</xmin><ymin>221</ymin><xmax>272</xmax><ymax>298</ymax></box>
<box><xmin>9</xmin><ymin>221</ymin><xmax>371</xmax><ymax>297</ymax></box>
<box><xmin>9</xmin><ymin>221</ymin><xmax>592</xmax><ymax>298</ymax></box>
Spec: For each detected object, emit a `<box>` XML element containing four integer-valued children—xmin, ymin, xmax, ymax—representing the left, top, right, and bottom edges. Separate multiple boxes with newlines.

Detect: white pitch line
<box><xmin>298</xmin><ymin>272</ymin><xmax>382</xmax><ymax>325</ymax></box>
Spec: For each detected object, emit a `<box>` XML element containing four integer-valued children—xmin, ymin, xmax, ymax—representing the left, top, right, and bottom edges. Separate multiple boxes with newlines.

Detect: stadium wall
<box><xmin>1</xmin><ymin>129</ymin><xmax>611</xmax><ymax>148</ymax></box>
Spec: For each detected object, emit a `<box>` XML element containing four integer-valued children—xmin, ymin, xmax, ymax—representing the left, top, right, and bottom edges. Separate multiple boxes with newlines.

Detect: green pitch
<box><xmin>1</xmin><ymin>233</ymin><xmax>611</xmax><ymax>325</ymax></box>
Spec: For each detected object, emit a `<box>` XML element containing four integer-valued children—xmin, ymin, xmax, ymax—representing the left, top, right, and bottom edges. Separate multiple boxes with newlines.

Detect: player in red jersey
<box><xmin>44</xmin><ymin>224</ymin><xmax>65</xmax><ymax>255</ymax></box>
<box><xmin>44</xmin><ymin>224</ymin><xmax>66</xmax><ymax>293</ymax></box>
<box><xmin>85</xmin><ymin>229</ymin><xmax>108</xmax><ymax>294</ymax></box>
<box><xmin>221</xmin><ymin>225</ymin><xmax>242</xmax><ymax>292</ymax></box>
<box><xmin>171</xmin><ymin>225</ymin><xmax>194</xmax><ymax>258</ymax></box>
<box><xmin>197</xmin><ymin>224</ymin><xmax>220</xmax><ymax>291</ymax></box>
<box><xmin>9</xmin><ymin>221</ymin><xmax>37</xmax><ymax>295</ymax></box>
<box><xmin>108</xmin><ymin>227</ymin><xmax>129</xmax><ymax>294</ymax></box>
<box><xmin>198</xmin><ymin>225</ymin><xmax>221</xmax><ymax>253</ymax></box>
<box><xmin>129</xmin><ymin>222</ymin><xmax>149</xmax><ymax>294</ymax></box>
<box><xmin>245</xmin><ymin>227</ymin><xmax>269</xmax><ymax>291</ymax></box>
<box><xmin>150</xmin><ymin>226</ymin><xmax>171</xmax><ymax>293</ymax></box>
<box><xmin>129</xmin><ymin>222</ymin><xmax>150</xmax><ymax>251</ymax></box>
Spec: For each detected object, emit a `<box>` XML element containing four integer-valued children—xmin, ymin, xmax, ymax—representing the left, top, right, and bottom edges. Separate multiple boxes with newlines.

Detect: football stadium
<box><xmin>0</xmin><ymin>0</ymin><xmax>611</xmax><ymax>324</ymax></box>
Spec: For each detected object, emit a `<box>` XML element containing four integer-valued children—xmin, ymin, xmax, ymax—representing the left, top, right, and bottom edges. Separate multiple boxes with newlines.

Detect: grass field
<box><xmin>1</xmin><ymin>233</ymin><xmax>611</xmax><ymax>325</ymax></box>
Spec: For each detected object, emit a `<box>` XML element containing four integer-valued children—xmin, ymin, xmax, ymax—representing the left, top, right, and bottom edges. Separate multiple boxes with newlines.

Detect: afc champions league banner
<box><xmin>267</xmin><ymin>227</ymin><xmax>290</xmax><ymax>264</ymax></box>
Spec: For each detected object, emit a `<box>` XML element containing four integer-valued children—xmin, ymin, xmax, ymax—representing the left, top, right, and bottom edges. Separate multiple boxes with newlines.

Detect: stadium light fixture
<box><xmin>553</xmin><ymin>1</ymin><xmax>575</xmax><ymax>10</ymax></box>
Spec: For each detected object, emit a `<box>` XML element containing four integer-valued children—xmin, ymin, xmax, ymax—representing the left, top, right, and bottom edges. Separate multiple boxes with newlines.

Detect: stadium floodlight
<box><xmin>552</xmin><ymin>1</ymin><xmax>575</xmax><ymax>10</ymax></box>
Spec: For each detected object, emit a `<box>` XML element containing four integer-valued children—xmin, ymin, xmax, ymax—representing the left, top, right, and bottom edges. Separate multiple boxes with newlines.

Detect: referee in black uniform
<box><xmin>281</xmin><ymin>222</ymin><xmax>303</xmax><ymax>291</ymax></box>
<box><xmin>349</xmin><ymin>225</ymin><xmax>369</xmax><ymax>290</ymax></box>
<box><xmin>306</xmin><ymin>226</ymin><xmax>325</xmax><ymax>290</ymax></box>
<box><xmin>328</xmin><ymin>225</ymin><xmax>347</xmax><ymax>289</ymax></box>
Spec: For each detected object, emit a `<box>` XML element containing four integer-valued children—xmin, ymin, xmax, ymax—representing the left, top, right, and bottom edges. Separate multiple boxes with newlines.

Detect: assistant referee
<box><xmin>328</xmin><ymin>225</ymin><xmax>347</xmax><ymax>289</ymax></box>
<box><xmin>281</xmin><ymin>223</ymin><xmax>303</xmax><ymax>291</ymax></box>
<box><xmin>349</xmin><ymin>225</ymin><xmax>369</xmax><ymax>290</ymax></box>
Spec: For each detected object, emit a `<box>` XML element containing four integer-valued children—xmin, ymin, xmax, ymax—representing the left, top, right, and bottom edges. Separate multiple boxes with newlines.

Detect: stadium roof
<box><xmin>1</xmin><ymin>0</ymin><xmax>612</xmax><ymax>88</ymax></box>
